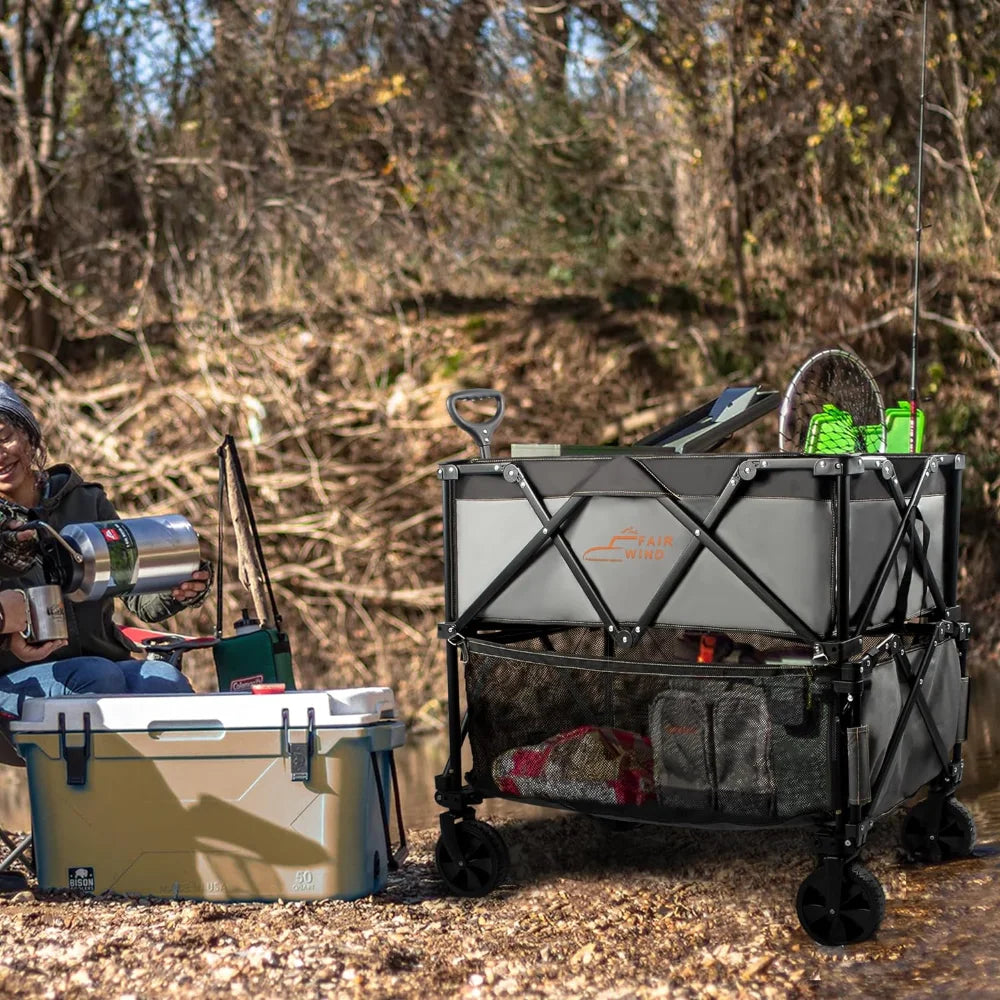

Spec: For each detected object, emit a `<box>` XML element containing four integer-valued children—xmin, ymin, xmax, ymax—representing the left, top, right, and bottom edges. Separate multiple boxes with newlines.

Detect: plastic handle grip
<box><xmin>445</xmin><ymin>389</ymin><xmax>505</xmax><ymax>459</ymax></box>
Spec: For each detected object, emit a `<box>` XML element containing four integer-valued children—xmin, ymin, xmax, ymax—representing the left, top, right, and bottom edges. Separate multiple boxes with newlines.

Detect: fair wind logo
<box><xmin>583</xmin><ymin>526</ymin><xmax>674</xmax><ymax>563</ymax></box>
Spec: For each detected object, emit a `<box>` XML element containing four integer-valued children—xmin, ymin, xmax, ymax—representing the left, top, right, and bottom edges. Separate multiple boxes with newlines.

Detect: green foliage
<box><xmin>547</xmin><ymin>264</ymin><xmax>575</xmax><ymax>285</ymax></box>
<box><xmin>707</xmin><ymin>339</ymin><xmax>747</xmax><ymax>379</ymax></box>
<box><xmin>5</xmin><ymin>0</ymin><xmax>1000</xmax><ymax>352</ymax></box>
<box><xmin>430</xmin><ymin>351</ymin><xmax>466</xmax><ymax>380</ymax></box>
<box><xmin>936</xmin><ymin>401</ymin><xmax>979</xmax><ymax>439</ymax></box>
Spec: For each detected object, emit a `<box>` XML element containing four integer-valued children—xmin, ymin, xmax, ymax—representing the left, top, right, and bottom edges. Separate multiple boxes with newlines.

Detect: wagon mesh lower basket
<box><xmin>464</xmin><ymin>627</ymin><xmax>836</xmax><ymax>826</ymax></box>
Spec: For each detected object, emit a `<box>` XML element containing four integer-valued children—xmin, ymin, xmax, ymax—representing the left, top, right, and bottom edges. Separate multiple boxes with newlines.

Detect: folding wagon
<box><xmin>432</xmin><ymin>389</ymin><xmax>974</xmax><ymax>946</ymax></box>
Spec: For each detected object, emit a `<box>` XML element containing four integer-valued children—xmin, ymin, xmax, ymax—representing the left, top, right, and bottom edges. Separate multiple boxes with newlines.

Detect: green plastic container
<box><xmin>213</xmin><ymin>626</ymin><xmax>296</xmax><ymax>692</ymax></box>
<box><xmin>804</xmin><ymin>404</ymin><xmax>891</xmax><ymax>454</ymax></box>
<box><xmin>884</xmin><ymin>401</ymin><xmax>925</xmax><ymax>453</ymax></box>
<box><xmin>804</xmin><ymin>404</ymin><xmax>861</xmax><ymax>454</ymax></box>
<box><xmin>859</xmin><ymin>423</ymin><xmax>887</xmax><ymax>453</ymax></box>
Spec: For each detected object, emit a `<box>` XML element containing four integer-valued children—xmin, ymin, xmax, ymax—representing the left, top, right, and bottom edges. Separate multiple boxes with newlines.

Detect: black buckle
<box><xmin>282</xmin><ymin>706</ymin><xmax>315</xmax><ymax>782</ymax></box>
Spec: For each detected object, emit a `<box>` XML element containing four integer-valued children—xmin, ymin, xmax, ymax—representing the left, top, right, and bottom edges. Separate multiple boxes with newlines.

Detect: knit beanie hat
<box><xmin>0</xmin><ymin>382</ymin><xmax>42</xmax><ymax>447</ymax></box>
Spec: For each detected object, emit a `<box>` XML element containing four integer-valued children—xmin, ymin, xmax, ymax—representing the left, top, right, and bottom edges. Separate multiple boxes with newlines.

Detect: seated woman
<box><xmin>0</xmin><ymin>382</ymin><xmax>210</xmax><ymax>718</ymax></box>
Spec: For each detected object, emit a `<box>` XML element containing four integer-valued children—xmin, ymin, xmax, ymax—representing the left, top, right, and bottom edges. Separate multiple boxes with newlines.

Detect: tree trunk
<box><xmin>727</xmin><ymin>7</ymin><xmax>750</xmax><ymax>332</ymax></box>
<box><xmin>435</xmin><ymin>0</ymin><xmax>490</xmax><ymax>150</ymax></box>
<box><xmin>530</xmin><ymin>2</ymin><xmax>570</xmax><ymax>94</ymax></box>
<box><xmin>0</xmin><ymin>0</ymin><xmax>93</xmax><ymax>362</ymax></box>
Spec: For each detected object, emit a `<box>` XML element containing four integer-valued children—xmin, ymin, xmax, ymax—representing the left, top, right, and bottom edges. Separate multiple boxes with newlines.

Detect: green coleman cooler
<box><xmin>213</xmin><ymin>612</ymin><xmax>296</xmax><ymax>692</ymax></box>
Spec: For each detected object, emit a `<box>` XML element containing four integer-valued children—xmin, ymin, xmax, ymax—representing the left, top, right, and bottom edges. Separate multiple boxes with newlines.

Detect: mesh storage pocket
<box><xmin>649</xmin><ymin>691</ymin><xmax>713</xmax><ymax>811</ymax></box>
<box><xmin>463</xmin><ymin>628</ymin><xmax>834</xmax><ymax>823</ymax></box>
<box><xmin>650</xmin><ymin>685</ymin><xmax>775</xmax><ymax>816</ymax></box>
<box><xmin>714</xmin><ymin>689</ymin><xmax>776</xmax><ymax>815</ymax></box>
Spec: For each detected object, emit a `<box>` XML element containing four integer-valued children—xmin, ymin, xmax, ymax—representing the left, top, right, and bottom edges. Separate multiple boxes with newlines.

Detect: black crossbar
<box><xmin>870</xmin><ymin>626</ymin><xmax>948</xmax><ymax>802</ymax></box>
<box><xmin>634</xmin><ymin>461</ymin><xmax>746</xmax><ymax>632</ymax></box>
<box><xmin>856</xmin><ymin>458</ymin><xmax>946</xmax><ymax>632</ymax></box>
<box><xmin>453</xmin><ymin>492</ymin><xmax>589</xmax><ymax>632</ymax></box>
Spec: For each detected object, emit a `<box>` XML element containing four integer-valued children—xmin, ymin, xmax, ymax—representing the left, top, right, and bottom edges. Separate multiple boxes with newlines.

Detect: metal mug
<box><xmin>20</xmin><ymin>584</ymin><xmax>68</xmax><ymax>643</ymax></box>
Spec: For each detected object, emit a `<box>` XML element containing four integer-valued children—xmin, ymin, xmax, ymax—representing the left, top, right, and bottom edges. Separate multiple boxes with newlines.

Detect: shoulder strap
<box><xmin>215</xmin><ymin>439</ymin><xmax>228</xmax><ymax>638</ymax></box>
<box><xmin>221</xmin><ymin>435</ymin><xmax>283</xmax><ymax>630</ymax></box>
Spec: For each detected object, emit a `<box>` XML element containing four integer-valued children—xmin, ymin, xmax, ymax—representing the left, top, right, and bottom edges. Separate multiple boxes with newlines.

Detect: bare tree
<box><xmin>0</xmin><ymin>0</ymin><xmax>94</xmax><ymax>362</ymax></box>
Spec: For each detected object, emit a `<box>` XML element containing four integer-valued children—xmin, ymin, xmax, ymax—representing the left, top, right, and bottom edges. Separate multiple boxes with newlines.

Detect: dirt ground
<box><xmin>1</xmin><ymin>810</ymin><xmax>999</xmax><ymax>1000</ymax></box>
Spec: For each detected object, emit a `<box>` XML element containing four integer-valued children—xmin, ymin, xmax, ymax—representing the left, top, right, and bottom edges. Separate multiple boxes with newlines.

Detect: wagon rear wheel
<box><xmin>435</xmin><ymin>819</ymin><xmax>509</xmax><ymax>897</ymax></box>
<box><xmin>0</xmin><ymin>872</ymin><xmax>28</xmax><ymax>892</ymax></box>
<box><xmin>902</xmin><ymin>797</ymin><xmax>976</xmax><ymax>863</ymax></box>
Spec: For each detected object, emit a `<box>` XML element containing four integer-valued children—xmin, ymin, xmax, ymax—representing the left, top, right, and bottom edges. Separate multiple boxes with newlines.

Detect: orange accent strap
<box><xmin>697</xmin><ymin>634</ymin><xmax>717</xmax><ymax>664</ymax></box>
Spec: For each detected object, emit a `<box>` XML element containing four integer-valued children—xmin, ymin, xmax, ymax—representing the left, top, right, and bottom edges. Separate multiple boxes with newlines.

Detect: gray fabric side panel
<box><xmin>862</xmin><ymin>657</ymin><xmax>903</xmax><ymax>813</ymax></box>
<box><xmin>455</xmin><ymin>496</ymin><xmax>593</xmax><ymax>622</ymax></box>
<box><xmin>909</xmin><ymin>493</ymin><xmax>946</xmax><ymax>617</ymax></box>
<box><xmin>849</xmin><ymin>494</ymin><xmax>947</xmax><ymax>625</ymax></box>
<box><xmin>865</xmin><ymin>640</ymin><xmax>962</xmax><ymax>817</ymax></box>
<box><xmin>711</xmin><ymin>497</ymin><xmax>833</xmax><ymax>634</ymax></box>
<box><xmin>456</xmin><ymin>495</ymin><xmax>833</xmax><ymax>634</ymax></box>
<box><xmin>455</xmin><ymin>455</ymin><xmax>744</xmax><ymax>501</ymax></box>
<box><xmin>455</xmin><ymin>456</ymin><xmax>832</xmax><ymax>502</ymax></box>
<box><xmin>881</xmin><ymin>457</ymin><xmax>951</xmax><ymax>498</ymax></box>
<box><xmin>957</xmin><ymin>676</ymin><xmax>970</xmax><ymax>743</ymax></box>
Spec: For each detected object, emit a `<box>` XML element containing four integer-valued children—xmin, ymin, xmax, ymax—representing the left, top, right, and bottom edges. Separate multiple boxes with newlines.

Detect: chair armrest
<box><xmin>120</xmin><ymin>626</ymin><xmax>218</xmax><ymax>656</ymax></box>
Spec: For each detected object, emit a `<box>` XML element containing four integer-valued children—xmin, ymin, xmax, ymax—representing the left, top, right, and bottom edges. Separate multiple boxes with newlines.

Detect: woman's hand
<box><xmin>8</xmin><ymin>632</ymin><xmax>66</xmax><ymax>663</ymax></box>
<box><xmin>171</xmin><ymin>568</ymin><xmax>211</xmax><ymax>603</ymax></box>
<box><xmin>0</xmin><ymin>589</ymin><xmax>28</xmax><ymax>635</ymax></box>
<box><xmin>0</xmin><ymin>515</ymin><xmax>38</xmax><ymax>574</ymax></box>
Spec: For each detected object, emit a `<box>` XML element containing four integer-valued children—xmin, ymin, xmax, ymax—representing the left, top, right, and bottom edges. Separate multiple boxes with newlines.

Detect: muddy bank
<box><xmin>1</xmin><ymin>809</ymin><xmax>999</xmax><ymax>999</ymax></box>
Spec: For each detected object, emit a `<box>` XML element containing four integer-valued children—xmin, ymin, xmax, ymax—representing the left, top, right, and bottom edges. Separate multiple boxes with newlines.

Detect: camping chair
<box><xmin>0</xmin><ymin>720</ymin><xmax>32</xmax><ymax>892</ymax></box>
<box><xmin>120</xmin><ymin>626</ymin><xmax>218</xmax><ymax>669</ymax></box>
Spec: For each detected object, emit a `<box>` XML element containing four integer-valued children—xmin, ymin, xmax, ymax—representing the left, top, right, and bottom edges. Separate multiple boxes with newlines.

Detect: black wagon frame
<box><xmin>432</xmin><ymin>403</ymin><xmax>974</xmax><ymax>946</ymax></box>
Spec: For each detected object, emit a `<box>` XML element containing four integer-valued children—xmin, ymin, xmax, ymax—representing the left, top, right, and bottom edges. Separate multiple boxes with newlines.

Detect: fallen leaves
<box><xmin>0</xmin><ymin>816</ymin><xmax>996</xmax><ymax>999</ymax></box>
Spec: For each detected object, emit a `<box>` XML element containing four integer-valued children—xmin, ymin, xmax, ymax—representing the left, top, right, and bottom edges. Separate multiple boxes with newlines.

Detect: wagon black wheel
<box><xmin>796</xmin><ymin>861</ymin><xmax>885</xmax><ymax>946</ymax></box>
<box><xmin>902</xmin><ymin>797</ymin><xmax>977</xmax><ymax>864</ymax></box>
<box><xmin>435</xmin><ymin>820</ymin><xmax>509</xmax><ymax>897</ymax></box>
<box><xmin>0</xmin><ymin>871</ymin><xmax>28</xmax><ymax>892</ymax></box>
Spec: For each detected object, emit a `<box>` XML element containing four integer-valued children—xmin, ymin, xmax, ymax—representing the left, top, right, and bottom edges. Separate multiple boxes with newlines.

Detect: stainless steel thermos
<box><xmin>58</xmin><ymin>515</ymin><xmax>201</xmax><ymax>603</ymax></box>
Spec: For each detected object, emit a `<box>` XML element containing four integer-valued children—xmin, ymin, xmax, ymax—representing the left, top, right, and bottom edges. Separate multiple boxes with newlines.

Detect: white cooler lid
<box><xmin>10</xmin><ymin>687</ymin><xmax>397</xmax><ymax>732</ymax></box>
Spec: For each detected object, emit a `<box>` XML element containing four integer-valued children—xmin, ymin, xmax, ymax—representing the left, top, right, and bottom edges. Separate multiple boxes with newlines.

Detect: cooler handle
<box><xmin>370</xmin><ymin>749</ymin><xmax>408</xmax><ymax>871</ymax></box>
<box><xmin>58</xmin><ymin>711</ymin><xmax>90</xmax><ymax>787</ymax></box>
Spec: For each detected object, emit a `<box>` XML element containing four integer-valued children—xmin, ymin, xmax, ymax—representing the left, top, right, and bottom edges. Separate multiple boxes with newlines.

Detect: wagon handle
<box><xmin>446</xmin><ymin>389</ymin><xmax>505</xmax><ymax>459</ymax></box>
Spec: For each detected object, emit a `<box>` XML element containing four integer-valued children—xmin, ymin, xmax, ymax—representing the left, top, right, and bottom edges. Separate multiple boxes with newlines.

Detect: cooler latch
<box><xmin>58</xmin><ymin>712</ymin><xmax>91</xmax><ymax>787</ymax></box>
<box><xmin>282</xmin><ymin>706</ymin><xmax>315</xmax><ymax>782</ymax></box>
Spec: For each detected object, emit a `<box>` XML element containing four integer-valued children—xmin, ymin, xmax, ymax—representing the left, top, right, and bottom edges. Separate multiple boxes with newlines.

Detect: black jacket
<box><xmin>0</xmin><ymin>464</ymin><xmax>203</xmax><ymax>670</ymax></box>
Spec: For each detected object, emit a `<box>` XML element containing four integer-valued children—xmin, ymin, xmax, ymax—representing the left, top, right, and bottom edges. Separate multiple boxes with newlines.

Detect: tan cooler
<box><xmin>10</xmin><ymin>687</ymin><xmax>406</xmax><ymax>901</ymax></box>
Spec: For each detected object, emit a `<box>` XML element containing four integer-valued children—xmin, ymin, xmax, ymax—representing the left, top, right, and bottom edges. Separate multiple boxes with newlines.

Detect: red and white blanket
<box><xmin>492</xmin><ymin>725</ymin><xmax>654</xmax><ymax>806</ymax></box>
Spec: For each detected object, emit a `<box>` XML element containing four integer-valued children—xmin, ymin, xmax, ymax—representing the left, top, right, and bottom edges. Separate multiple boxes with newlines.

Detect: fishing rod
<box><xmin>909</xmin><ymin>0</ymin><xmax>930</xmax><ymax>453</ymax></box>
